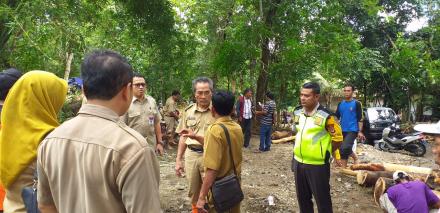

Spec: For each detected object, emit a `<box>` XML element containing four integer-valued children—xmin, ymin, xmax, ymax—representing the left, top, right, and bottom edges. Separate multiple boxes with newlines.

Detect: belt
<box><xmin>188</xmin><ymin>145</ymin><xmax>204</xmax><ymax>153</ymax></box>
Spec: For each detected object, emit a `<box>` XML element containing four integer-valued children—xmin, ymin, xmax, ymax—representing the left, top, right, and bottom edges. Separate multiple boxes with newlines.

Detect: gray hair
<box><xmin>192</xmin><ymin>77</ymin><xmax>214</xmax><ymax>93</ymax></box>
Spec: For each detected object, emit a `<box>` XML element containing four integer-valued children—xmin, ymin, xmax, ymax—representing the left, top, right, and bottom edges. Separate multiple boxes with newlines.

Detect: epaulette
<box><xmin>294</xmin><ymin>105</ymin><xmax>303</xmax><ymax>115</ymax></box>
<box><xmin>317</xmin><ymin>105</ymin><xmax>334</xmax><ymax>117</ymax></box>
<box><xmin>184</xmin><ymin>103</ymin><xmax>195</xmax><ymax>112</ymax></box>
<box><xmin>293</xmin><ymin>105</ymin><xmax>302</xmax><ymax>111</ymax></box>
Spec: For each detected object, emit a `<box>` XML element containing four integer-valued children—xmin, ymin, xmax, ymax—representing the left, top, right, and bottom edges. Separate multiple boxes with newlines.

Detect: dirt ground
<box><xmin>157</xmin><ymin>136</ymin><xmax>437</xmax><ymax>213</ymax></box>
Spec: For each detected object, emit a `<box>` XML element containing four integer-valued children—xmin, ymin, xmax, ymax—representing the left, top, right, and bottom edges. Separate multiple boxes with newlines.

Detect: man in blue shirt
<box><xmin>335</xmin><ymin>84</ymin><xmax>365</xmax><ymax>168</ymax></box>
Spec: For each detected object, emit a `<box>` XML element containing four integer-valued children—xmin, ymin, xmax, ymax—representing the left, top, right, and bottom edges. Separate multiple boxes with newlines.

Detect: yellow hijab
<box><xmin>0</xmin><ymin>71</ymin><xmax>67</xmax><ymax>187</ymax></box>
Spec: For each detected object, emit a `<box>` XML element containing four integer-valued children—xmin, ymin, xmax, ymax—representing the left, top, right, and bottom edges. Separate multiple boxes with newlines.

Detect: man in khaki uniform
<box><xmin>37</xmin><ymin>50</ymin><xmax>162</xmax><ymax>213</ymax></box>
<box><xmin>163</xmin><ymin>90</ymin><xmax>180</xmax><ymax>146</ymax></box>
<box><xmin>175</xmin><ymin>77</ymin><xmax>216</xmax><ymax>213</ymax></box>
<box><xmin>185</xmin><ymin>91</ymin><xmax>243</xmax><ymax>213</ymax></box>
<box><xmin>122</xmin><ymin>73</ymin><xmax>164</xmax><ymax>155</ymax></box>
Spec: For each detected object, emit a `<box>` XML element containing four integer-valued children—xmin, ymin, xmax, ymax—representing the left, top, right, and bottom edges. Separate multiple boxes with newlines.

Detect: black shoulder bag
<box><xmin>210</xmin><ymin>124</ymin><xmax>244</xmax><ymax>212</ymax></box>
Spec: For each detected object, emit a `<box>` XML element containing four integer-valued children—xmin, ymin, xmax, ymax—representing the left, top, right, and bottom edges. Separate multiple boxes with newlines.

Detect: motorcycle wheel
<box><xmin>377</xmin><ymin>141</ymin><xmax>388</xmax><ymax>151</ymax></box>
<box><xmin>404</xmin><ymin>142</ymin><xmax>426</xmax><ymax>157</ymax></box>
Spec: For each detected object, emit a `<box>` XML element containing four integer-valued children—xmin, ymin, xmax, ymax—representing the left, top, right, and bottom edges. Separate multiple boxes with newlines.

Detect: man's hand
<box><xmin>357</xmin><ymin>132</ymin><xmax>366</xmax><ymax>141</ymax></box>
<box><xmin>196</xmin><ymin>197</ymin><xmax>208</xmax><ymax>213</ymax></box>
<box><xmin>333</xmin><ymin>159</ymin><xmax>343</xmax><ymax>167</ymax></box>
<box><xmin>180</xmin><ymin>128</ymin><xmax>196</xmax><ymax>139</ymax></box>
<box><xmin>156</xmin><ymin>143</ymin><xmax>164</xmax><ymax>156</ymax></box>
<box><xmin>175</xmin><ymin>160</ymin><xmax>185</xmax><ymax>177</ymax></box>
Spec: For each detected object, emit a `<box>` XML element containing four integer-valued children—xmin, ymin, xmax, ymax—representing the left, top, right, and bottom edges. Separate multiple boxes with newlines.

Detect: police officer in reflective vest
<box><xmin>292</xmin><ymin>82</ymin><xmax>343</xmax><ymax>213</ymax></box>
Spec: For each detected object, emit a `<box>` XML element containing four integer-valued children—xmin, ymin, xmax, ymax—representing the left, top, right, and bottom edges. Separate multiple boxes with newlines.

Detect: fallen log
<box><xmin>339</xmin><ymin>168</ymin><xmax>359</xmax><ymax>177</ymax></box>
<box><xmin>350</xmin><ymin>163</ymin><xmax>385</xmax><ymax>171</ymax></box>
<box><xmin>373</xmin><ymin>177</ymin><xmax>395</xmax><ymax>206</ymax></box>
<box><xmin>357</xmin><ymin>171</ymin><xmax>394</xmax><ymax>187</ymax></box>
<box><xmin>271</xmin><ymin>131</ymin><xmax>292</xmax><ymax>140</ymax></box>
<box><xmin>383</xmin><ymin>163</ymin><xmax>432</xmax><ymax>174</ymax></box>
<box><xmin>272</xmin><ymin>136</ymin><xmax>295</xmax><ymax>144</ymax></box>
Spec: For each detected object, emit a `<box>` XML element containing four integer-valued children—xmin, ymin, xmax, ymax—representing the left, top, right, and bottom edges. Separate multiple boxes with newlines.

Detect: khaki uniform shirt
<box><xmin>203</xmin><ymin>116</ymin><xmax>243</xmax><ymax>213</ymax></box>
<box><xmin>203</xmin><ymin>116</ymin><xmax>243</xmax><ymax>177</ymax></box>
<box><xmin>176</xmin><ymin>103</ymin><xmax>216</xmax><ymax>147</ymax></box>
<box><xmin>163</xmin><ymin>96</ymin><xmax>177</xmax><ymax>116</ymax></box>
<box><xmin>121</xmin><ymin>95</ymin><xmax>162</xmax><ymax>145</ymax></box>
<box><xmin>37</xmin><ymin>104</ymin><xmax>161</xmax><ymax>213</ymax></box>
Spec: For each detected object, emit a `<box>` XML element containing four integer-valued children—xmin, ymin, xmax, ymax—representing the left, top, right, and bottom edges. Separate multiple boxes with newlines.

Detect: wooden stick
<box><xmin>272</xmin><ymin>136</ymin><xmax>295</xmax><ymax>144</ymax></box>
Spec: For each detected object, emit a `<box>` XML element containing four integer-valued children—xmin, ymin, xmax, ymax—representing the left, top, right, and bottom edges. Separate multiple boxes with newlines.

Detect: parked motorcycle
<box><xmin>374</xmin><ymin>124</ymin><xmax>427</xmax><ymax>157</ymax></box>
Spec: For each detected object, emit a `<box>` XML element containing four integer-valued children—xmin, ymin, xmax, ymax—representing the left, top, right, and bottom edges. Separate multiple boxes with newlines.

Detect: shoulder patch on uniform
<box><xmin>185</xmin><ymin>103</ymin><xmax>195</xmax><ymax>111</ymax></box>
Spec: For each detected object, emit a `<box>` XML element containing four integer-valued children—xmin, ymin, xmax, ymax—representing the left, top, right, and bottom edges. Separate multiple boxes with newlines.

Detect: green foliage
<box><xmin>0</xmin><ymin>0</ymin><xmax>439</xmax><ymax>122</ymax></box>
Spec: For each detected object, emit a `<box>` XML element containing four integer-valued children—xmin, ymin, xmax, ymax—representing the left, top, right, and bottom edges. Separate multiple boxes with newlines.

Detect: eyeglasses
<box><xmin>133</xmin><ymin>83</ymin><xmax>146</xmax><ymax>88</ymax></box>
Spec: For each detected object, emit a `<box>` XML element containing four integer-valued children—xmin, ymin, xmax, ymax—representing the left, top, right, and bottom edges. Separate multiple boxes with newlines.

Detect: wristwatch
<box><xmin>157</xmin><ymin>141</ymin><xmax>164</xmax><ymax>146</ymax></box>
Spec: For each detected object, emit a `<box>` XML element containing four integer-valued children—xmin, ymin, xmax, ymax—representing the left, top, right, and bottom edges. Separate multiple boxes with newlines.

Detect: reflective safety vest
<box><xmin>293</xmin><ymin>108</ymin><xmax>332</xmax><ymax>165</ymax></box>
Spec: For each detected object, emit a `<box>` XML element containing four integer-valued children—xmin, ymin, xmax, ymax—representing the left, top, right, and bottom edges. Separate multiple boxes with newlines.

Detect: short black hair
<box><xmin>212</xmin><ymin>90</ymin><xmax>235</xmax><ymax>116</ymax></box>
<box><xmin>172</xmin><ymin>90</ymin><xmax>180</xmax><ymax>96</ymax></box>
<box><xmin>344</xmin><ymin>83</ymin><xmax>355</xmax><ymax>91</ymax></box>
<box><xmin>243</xmin><ymin>88</ymin><xmax>252</xmax><ymax>95</ymax></box>
<box><xmin>302</xmin><ymin>82</ymin><xmax>321</xmax><ymax>94</ymax></box>
<box><xmin>0</xmin><ymin>68</ymin><xmax>22</xmax><ymax>100</ymax></box>
<box><xmin>81</xmin><ymin>50</ymin><xmax>133</xmax><ymax>100</ymax></box>
<box><xmin>133</xmin><ymin>72</ymin><xmax>144</xmax><ymax>78</ymax></box>
<box><xmin>266</xmin><ymin>91</ymin><xmax>274</xmax><ymax>100</ymax></box>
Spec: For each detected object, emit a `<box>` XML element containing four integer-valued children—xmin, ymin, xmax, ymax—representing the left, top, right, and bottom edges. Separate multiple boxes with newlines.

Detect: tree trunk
<box><xmin>64</xmin><ymin>52</ymin><xmax>74</xmax><ymax>80</ymax></box>
<box><xmin>231</xmin><ymin>77</ymin><xmax>236</xmax><ymax>94</ymax></box>
<box><xmin>255</xmin><ymin>0</ymin><xmax>281</xmax><ymax>103</ymax></box>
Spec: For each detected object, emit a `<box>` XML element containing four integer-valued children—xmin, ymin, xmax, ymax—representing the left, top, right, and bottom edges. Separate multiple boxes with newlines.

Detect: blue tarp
<box><xmin>68</xmin><ymin>77</ymin><xmax>83</xmax><ymax>89</ymax></box>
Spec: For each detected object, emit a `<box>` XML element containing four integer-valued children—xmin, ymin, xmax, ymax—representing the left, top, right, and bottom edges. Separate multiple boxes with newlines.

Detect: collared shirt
<box><xmin>176</xmin><ymin>103</ymin><xmax>216</xmax><ymax>147</ymax></box>
<box><xmin>203</xmin><ymin>116</ymin><xmax>243</xmax><ymax>178</ymax></box>
<box><xmin>37</xmin><ymin>104</ymin><xmax>161</xmax><ymax>213</ymax></box>
<box><xmin>243</xmin><ymin>99</ymin><xmax>252</xmax><ymax>119</ymax></box>
<box><xmin>164</xmin><ymin>96</ymin><xmax>177</xmax><ymax>116</ymax></box>
<box><xmin>121</xmin><ymin>95</ymin><xmax>162</xmax><ymax>145</ymax></box>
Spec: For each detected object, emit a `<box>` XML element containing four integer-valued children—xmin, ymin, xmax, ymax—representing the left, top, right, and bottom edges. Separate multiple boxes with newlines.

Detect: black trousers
<box><xmin>340</xmin><ymin>132</ymin><xmax>357</xmax><ymax>159</ymax></box>
<box><xmin>292</xmin><ymin>158</ymin><xmax>333</xmax><ymax>213</ymax></box>
<box><xmin>241</xmin><ymin>118</ymin><xmax>252</xmax><ymax>148</ymax></box>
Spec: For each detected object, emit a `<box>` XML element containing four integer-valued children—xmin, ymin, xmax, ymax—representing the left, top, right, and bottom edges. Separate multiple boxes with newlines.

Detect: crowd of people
<box><xmin>1</xmin><ymin>49</ymin><xmax>440</xmax><ymax>213</ymax></box>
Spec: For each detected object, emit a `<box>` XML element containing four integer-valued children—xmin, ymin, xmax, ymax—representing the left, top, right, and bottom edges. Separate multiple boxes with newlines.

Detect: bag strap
<box><xmin>218</xmin><ymin>124</ymin><xmax>238</xmax><ymax>176</ymax></box>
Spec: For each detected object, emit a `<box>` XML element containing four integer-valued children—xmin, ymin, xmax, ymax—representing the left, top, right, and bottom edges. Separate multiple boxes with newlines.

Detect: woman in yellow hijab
<box><xmin>0</xmin><ymin>71</ymin><xmax>67</xmax><ymax>213</ymax></box>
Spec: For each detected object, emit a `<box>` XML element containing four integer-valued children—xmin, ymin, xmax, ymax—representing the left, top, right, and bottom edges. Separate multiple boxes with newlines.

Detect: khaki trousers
<box><xmin>4</xmin><ymin>162</ymin><xmax>35</xmax><ymax>213</ymax></box>
<box><xmin>184</xmin><ymin>150</ymin><xmax>204</xmax><ymax>198</ymax></box>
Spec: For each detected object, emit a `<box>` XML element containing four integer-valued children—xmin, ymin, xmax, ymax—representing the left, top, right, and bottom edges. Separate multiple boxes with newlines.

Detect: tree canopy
<box><xmin>1</xmin><ymin>0</ymin><xmax>439</xmax><ymax>121</ymax></box>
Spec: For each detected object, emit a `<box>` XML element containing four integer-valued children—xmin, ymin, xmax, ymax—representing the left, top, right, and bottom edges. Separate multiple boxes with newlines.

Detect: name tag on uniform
<box><xmin>149</xmin><ymin>116</ymin><xmax>154</xmax><ymax>125</ymax></box>
<box><xmin>314</xmin><ymin>116</ymin><xmax>323</xmax><ymax>126</ymax></box>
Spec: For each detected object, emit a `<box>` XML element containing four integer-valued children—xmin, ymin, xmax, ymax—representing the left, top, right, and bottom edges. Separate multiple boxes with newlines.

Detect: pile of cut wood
<box><xmin>339</xmin><ymin>163</ymin><xmax>440</xmax><ymax>206</ymax></box>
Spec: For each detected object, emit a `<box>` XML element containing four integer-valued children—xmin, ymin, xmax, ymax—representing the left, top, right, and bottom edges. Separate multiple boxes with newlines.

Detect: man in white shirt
<box><xmin>236</xmin><ymin>88</ymin><xmax>253</xmax><ymax>148</ymax></box>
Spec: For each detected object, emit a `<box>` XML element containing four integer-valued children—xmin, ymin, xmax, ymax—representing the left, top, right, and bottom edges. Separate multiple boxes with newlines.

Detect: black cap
<box><xmin>0</xmin><ymin>68</ymin><xmax>22</xmax><ymax>100</ymax></box>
